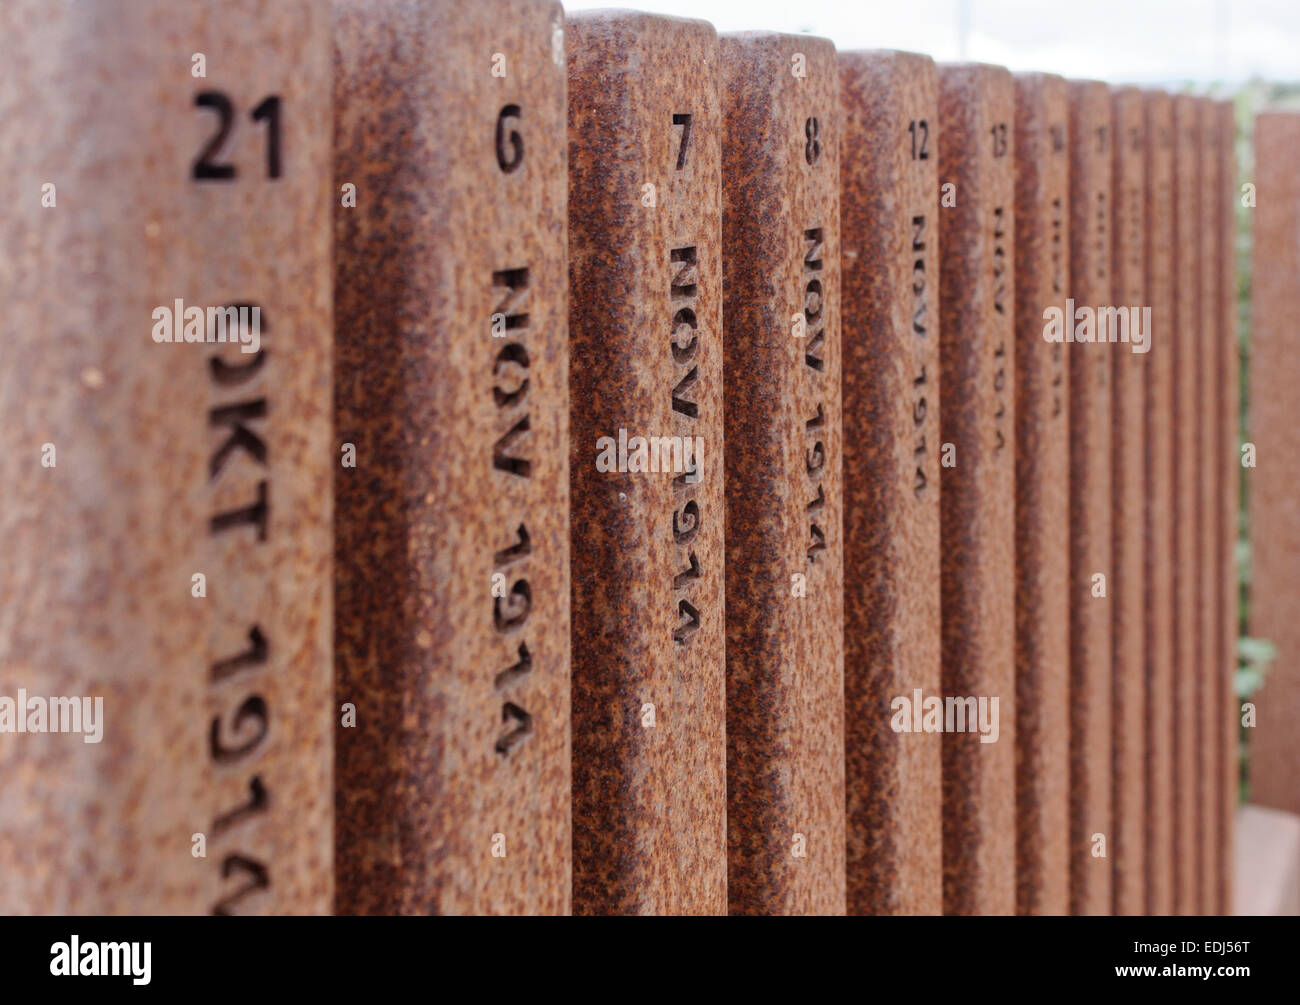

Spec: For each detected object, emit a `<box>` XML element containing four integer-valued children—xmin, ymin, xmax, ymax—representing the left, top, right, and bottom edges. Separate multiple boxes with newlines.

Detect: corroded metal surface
<box><xmin>0</xmin><ymin>0</ymin><xmax>333</xmax><ymax>913</ymax></box>
<box><xmin>1196</xmin><ymin>96</ymin><xmax>1223</xmax><ymax>915</ymax></box>
<box><xmin>839</xmin><ymin>49</ymin><xmax>943</xmax><ymax>917</ymax></box>
<box><xmin>1141</xmin><ymin>89</ymin><xmax>1176</xmax><ymax>916</ymax></box>
<box><xmin>1110</xmin><ymin>84</ymin><xmax>1147</xmax><ymax>916</ymax></box>
<box><xmin>0</xmin><ymin>3</ymin><xmax>1248</xmax><ymax>920</ymax></box>
<box><xmin>1067</xmin><ymin>78</ymin><xmax>1113</xmax><ymax>916</ymax></box>
<box><xmin>1171</xmin><ymin>93</ymin><xmax>1200</xmax><ymax>915</ymax></box>
<box><xmin>1216</xmin><ymin>98</ymin><xmax>1239</xmax><ymax>918</ymax></box>
<box><xmin>1249</xmin><ymin>112</ymin><xmax>1300</xmax><ymax>821</ymax></box>
<box><xmin>566</xmin><ymin>10</ymin><xmax>727</xmax><ymax>915</ymax></box>
<box><xmin>937</xmin><ymin>62</ymin><xmax>1017</xmax><ymax>916</ymax></box>
<box><xmin>721</xmin><ymin>31</ymin><xmax>845</xmax><ymax>916</ymax></box>
<box><xmin>1012</xmin><ymin>71</ymin><xmax>1070</xmax><ymax>917</ymax></box>
<box><xmin>333</xmin><ymin>0</ymin><xmax>572</xmax><ymax>915</ymax></box>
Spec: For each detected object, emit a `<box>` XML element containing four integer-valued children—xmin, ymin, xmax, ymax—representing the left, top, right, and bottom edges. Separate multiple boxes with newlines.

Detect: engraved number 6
<box><xmin>496</xmin><ymin>104</ymin><xmax>523</xmax><ymax>173</ymax></box>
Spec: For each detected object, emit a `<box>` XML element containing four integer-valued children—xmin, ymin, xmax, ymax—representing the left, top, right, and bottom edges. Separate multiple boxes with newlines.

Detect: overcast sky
<box><xmin>565</xmin><ymin>0</ymin><xmax>1298</xmax><ymax>84</ymax></box>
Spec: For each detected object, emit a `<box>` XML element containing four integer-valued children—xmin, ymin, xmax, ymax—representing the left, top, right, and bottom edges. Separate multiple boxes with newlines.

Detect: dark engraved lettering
<box><xmin>212</xmin><ymin>855</ymin><xmax>269</xmax><ymax>916</ymax></box>
<box><xmin>492</xmin><ymin>415</ymin><xmax>532</xmax><ymax>478</ymax></box>
<box><xmin>213</xmin><ymin>776</ymin><xmax>268</xmax><ymax>835</ymax></box>
<box><xmin>210</xmin><ymin>695</ymin><xmax>269</xmax><ymax>763</ymax></box>
<box><xmin>210</xmin><ymin>399</ymin><xmax>268</xmax><ymax>478</ymax></box>
<box><xmin>493</xmin><ymin>580</ymin><xmax>531</xmax><ymax>633</ymax></box>
<box><xmin>210</xmin><ymin>479</ymin><xmax>269</xmax><ymax>540</ymax></box>
<box><xmin>495</xmin><ymin>703</ymin><xmax>533</xmax><ymax>754</ymax></box>
<box><xmin>210</xmin><ymin>625</ymin><xmax>269</xmax><ymax>683</ymax></box>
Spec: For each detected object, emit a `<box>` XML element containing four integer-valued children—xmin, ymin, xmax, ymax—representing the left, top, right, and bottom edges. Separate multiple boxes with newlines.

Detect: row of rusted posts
<box><xmin>0</xmin><ymin>0</ymin><xmax>1259</xmax><ymax>915</ymax></box>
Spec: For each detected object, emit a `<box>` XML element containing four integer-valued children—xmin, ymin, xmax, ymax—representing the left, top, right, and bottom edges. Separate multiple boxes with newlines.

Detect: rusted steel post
<box><xmin>333</xmin><ymin>0</ymin><xmax>572</xmax><ymax>914</ymax></box>
<box><xmin>1067</xmin><ymin>79</ymin><xmax>1114</xmax><ymax>915</ymax></box>
<box><xmin>937</xmin><ymin>62</ymin><xmax>1017</xmax><ymax>916</ymax></box>
<box><xmin>1249</xmin><ymin>112</ymin><xmax>1300</xmax><ymax>822</ymax></box>
<box><xmin>838</xmin><ymin>49</ymin><xmax>943</xmax><ymax>917</ymax></box>
<box><xmin>1142</xmin><ymin>89</ymin><xmax>1176</xmax><ymax>916</ymax></box>
<box><xmin>0</xmin><ymin>0</ymin><xmax>333</xmax><ymax>914</ymax></box>
<box><xmin>1196</xmin><ymin>96</ymin><xmax>1223</xmax><ymax>915</ymax></box>
<box><xmin>566</xmin><ymin>10</ymin><xmax>728</xmax><ymax>915</ymax></box>
<box><xmin>1011</xmin><ymin>71</ymin><xmax>1071</xmax><ymax>916</ymax></box>
<box><xmin>1216</xmin><ymin>98</ymin><xmax>1239</xmax><ymax>917</ymax></box>
<box><xmin>721</xmin><ymin>31</ymin><xmax>845</xmax><ymax>916</ymax></box>
<box><xmin>1171</xmin><ymin>93</ymin><xmax>1201</xmax><ymax>915</ymax></box>
<box><xmin>1110</xmin><ymin>84</ymin><xmax>1147</xmax><ymax>916</ymax></box>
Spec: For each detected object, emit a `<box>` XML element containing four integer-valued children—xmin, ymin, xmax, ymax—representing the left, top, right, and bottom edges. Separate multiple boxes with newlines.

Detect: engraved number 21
<box><xmin>193</xmin><ymin>92</ymin><xmax>282</xmax><ymax>181</ymax></box>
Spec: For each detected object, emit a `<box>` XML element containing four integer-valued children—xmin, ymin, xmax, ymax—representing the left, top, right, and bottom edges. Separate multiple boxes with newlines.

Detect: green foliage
<box><xmin>1236</xmin><ymin>636</ymin><xmax>1276</xmax><ymax>698</ymax></box>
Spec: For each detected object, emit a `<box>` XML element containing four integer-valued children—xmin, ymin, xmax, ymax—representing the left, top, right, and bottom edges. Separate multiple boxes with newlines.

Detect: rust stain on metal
<box><xmin>333</xmin><ymin>0</ymin><xmax>572</xmax><ymax>915</ymax></box>
<box><xmin>1067</xmin><ymin>79</ymin><xmax>1113</xmax><ymax>916</ymax></box>
<box><xmin>1171</xmin><ymin>93</ymin><xmax>1200</xmax><ymax>915</ymax></box>
<box><xmin>839</xmin><ymin>49</ymin><xmax>943</xmax><ymax>917</ymax></box>
<box><xmin>720</xmin><ymin>31</ymin><xmax>845</xmax><ymax>916</ymax></box>
<box><xmin>1012</xmin><ymin>71</ymin><xmax>1070</xmax><ymax>916</ymax></box>
<box><xmin>937</xmin><ymin>62</ymin><xmax>1017</xmax><ymax>916</ymax></box>
<box><xmin>567</xmin><ymin>10</ymin><xmax>727</xmax><ymax>915</ymax></box>
<box><xmin>1110</xmin><ymin>84</ymin><xmax>1147</xmax><ymax>916</ymax></box>
<box><xmin>1141</xmin><ymin>89</ymin><xmax>1176</xmax><ymax>916</ymax></box>
<box><xmin>0</xmin><ymin>0</ymin><xmax>333</xmax><ymax>913</ymax></box>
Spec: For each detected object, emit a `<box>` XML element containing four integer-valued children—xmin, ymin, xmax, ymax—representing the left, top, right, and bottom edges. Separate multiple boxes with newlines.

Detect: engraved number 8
<box><xmin>805</xmin><ymin>116</ymin><xmax>821</xmax><ymax>165</ymax></box>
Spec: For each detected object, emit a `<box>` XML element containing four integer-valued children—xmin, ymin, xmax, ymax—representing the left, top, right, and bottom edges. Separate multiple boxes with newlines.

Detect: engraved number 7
<box><xmin>673</xmin><ymin>113</ymin><xmax>692</xmax><ymax>170</ymax></box>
